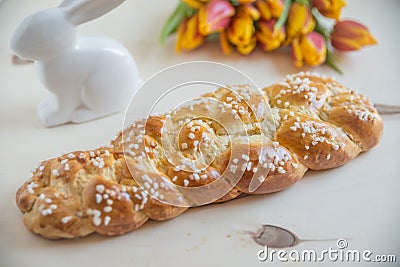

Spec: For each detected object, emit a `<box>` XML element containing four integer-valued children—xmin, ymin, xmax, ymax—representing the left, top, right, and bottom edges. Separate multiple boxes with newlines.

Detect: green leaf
<box><xmin>206</xmin><ymin>32</ymin><xmax>220</xmax><ymax>42</ymax></box>
<box><xmin>160</xmin><ymin>2</ymin><xmax>195</xmax><ymax>45</ymax></box>
<box><xmin>274</xmin><ymin>0</ymin><xmax>292</xmax><ymax>31</ymax></box>
<box><xmin>229</xmin><ymin>0</ymin><xmax>241</xmax><ymax>7</ymax></box>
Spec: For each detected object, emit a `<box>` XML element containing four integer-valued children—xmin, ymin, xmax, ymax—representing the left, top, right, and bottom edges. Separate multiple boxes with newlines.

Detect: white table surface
<box><xmin>0</xmin><ymin>0</ymin><xmax>399</xmax><ymax>266</ymax></box>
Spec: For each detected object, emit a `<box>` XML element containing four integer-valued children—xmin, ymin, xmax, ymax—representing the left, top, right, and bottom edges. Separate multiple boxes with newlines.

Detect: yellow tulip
<box><xmin>227</xmin><ymin>17</ymin><xmax>254</xmax><ymax>47</ymax></box>
<box><xmin>331</xmin><ymin>20</ymin><xmax>377</xmax><ymax>51</ymax></box>
<box><xmin>255</xmin><ymin>0</ymin><xmax>284</xmax><ymax>21</ymax></box>
<box><xmin>176</xmin><ymin>14</ymin><xmax>205</xmax><ymax>52</ymax></box>
<box><xmin>237</xmin><ymin>36</ymin><xmax>257</xmax><ymax>55</ymax></box>
<box><xmin>256</xmin><ymin>19</ymin><xmax>285</xmax><ymax>51</ymax></box>
<box><xmin>219</xmin><ymin>30</ymin><xmax>233</xmax><ymax>54</ymax></box>
<box><xmin>312</xmin><ymin>0</ymin><xmax>346</xmax><ymax>20</ymax></box>
<box><xmin>291</xmin><ymin>32</ymin><xmax>326</xmax><ymax>67</ymax></box>
<box><xmin>286</xmin><ymin>2</ymin><xmax>315</xmax><ymax>39</ymax></box>
<box><xmin>236</xmin><ymin>4</ymin><xmax>261</xmax><ymax>21</ymax></box>
<box><xmin>182</xmin><ymin>0</ymin><xmax>209</xmax><ymax>9</ymax></box>
<box><xmin>268</xmin><ymin>0</ymin><xmax>284</xmax><ymax>18</ymax></box>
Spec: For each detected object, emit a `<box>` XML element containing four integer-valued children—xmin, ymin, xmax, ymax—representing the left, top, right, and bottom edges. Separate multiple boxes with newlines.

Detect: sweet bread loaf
<box><xmin>16</xmin><ymin>72</ymin><xmax>383</xmax><ymax>239</ymax></box>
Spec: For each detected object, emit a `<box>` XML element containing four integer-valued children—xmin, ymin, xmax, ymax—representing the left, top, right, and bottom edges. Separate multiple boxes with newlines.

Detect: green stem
<box><xmin>274</xmin><ymin>0</ymin><xmax>292</xmax><ymax>31</ymax></box>
<box><xmin>229</xmin><ymin>0</ymin><xmax>241</xmax><ymax>6</ymax></box>
<box><xmin>312</xmin><ymin>8</ymin><xmax>343</xmax><ymax>74</ymax></box>
<box><xmin>294</xmin><ymin>0</ymin><xmax>310</xmax><ymax>5</ymax></box>
<box><xmin>325</xmin><ymin>50</ymin><xmax>343</xmax><ymax>74</ymax></box>
<box><xmin>160</xmin><ymin>1</ymin><xmax>195</xmax><ymax>45</ymax></box>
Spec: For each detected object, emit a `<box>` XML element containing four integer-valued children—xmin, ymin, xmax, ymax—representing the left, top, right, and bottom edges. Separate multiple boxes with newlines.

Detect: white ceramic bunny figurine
<box><xmin>10</xmin><ymin>0</ymin><xmax>141</xmax><ymax>127</ymax></box>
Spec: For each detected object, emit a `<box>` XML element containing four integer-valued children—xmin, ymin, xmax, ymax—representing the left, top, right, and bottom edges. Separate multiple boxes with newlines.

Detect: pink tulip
<box><xmin>198</xmin><ymin>0</ymin><xmax>235</xmax><ymax>35</ymax></box>
<box><xmin>291</xmin><ymin>31</ymin><xmax>326</xmax><ymax>67</ymax></box>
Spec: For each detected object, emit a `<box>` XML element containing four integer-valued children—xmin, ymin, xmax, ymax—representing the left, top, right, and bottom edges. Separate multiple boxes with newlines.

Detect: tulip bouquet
<box><xmin>160</xmin><ymin>0</ymin><xmax>377</xmax><ymax>73</ymax></box>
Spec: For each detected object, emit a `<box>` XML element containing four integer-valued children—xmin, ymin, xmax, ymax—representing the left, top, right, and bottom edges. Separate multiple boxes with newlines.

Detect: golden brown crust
<box><xmin>144</xmin><ymin>116</ymin><xmax>165</xmax><ymax>140</ymax></box>
<box><xmin>323</xmin><ymin>91</ymin><xmax>384</xmax><ymax>151</ymax></box>
<box><xmin>214</xmin><ymin>143</ymin><xmax>307</xmax><ymax>194</ymax></box>
<box><xmin>264</xmin><ymin>82</ymin><xmax>330</xmax><ymax>111</ymax></box>
<box><xmin>213</xmin><ymin>187</ymin><xmax>243</xmax><ymax>203</ymax></box>
<box><xmin>22</xmin><ymin>187</ymin><xmax>93</xmax><ymax>239</ymax></box>
<box><xmin>115</xmin><ymin>156</ymin><xmax>189</xmax><ymax>221</ymax></box>
<box><xmin>272</xmin><ymin>72</ymin><xmax>384</xmax><ymax>151</ymax></box>
<box><xmin>82</xmin><ymin>176</ymin><xmax>148</xmax><ymax>236</ymax></box>
<box><xmin>15</xmin><ymin>71</ymin><xmax>383</xmax><ymax>239</ymax></box>
<box><xmin>276</xmin><ymin>110</ymin><xmax>361</xmax><ymax>170</ymax></box>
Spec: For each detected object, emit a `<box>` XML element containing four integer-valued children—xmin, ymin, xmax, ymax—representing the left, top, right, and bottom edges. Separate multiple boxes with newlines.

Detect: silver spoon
<box><xmin>250</xmin><ymin>224</ymin><xmax>338</xmax><ymax>248</ymax></box>
<box><xmin>375</xmin><ymin>104</ymin><xmax>400</xmax><ymax>115</ymax></box>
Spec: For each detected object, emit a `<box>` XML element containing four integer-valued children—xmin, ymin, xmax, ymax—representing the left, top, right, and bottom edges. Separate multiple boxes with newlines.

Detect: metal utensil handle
<box><xmin>375</xmin><ymin>104</ymin><xmax>400</xmax><ymax>115</ymax></box>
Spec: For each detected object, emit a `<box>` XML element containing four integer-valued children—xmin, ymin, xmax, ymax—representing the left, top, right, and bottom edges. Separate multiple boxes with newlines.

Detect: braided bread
<box><xmin>16</xmin><ymin>72</ymin><xmax>383</xmax><ymax>239</ymax></box>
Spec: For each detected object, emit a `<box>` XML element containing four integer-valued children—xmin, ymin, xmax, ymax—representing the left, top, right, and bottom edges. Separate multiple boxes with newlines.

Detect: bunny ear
<box><xmin>59</xmin><ymin>0</ymin><xmax>125</xmax><ymax>25</ymax></box>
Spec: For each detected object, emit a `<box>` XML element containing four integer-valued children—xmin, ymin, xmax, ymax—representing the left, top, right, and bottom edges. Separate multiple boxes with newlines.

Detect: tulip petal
<box><xmin>237</xmin><ymin>36</ymin><xmax>257</xmax><ymax>55</ymax></box>
<box><xmin>287</xmin><ymin>3</ymin><xmax>315</xmax><ymax>38</ymax></box>
<box><xmin>219</xmin><ymin>30</ymin><xmax>233</xmax><ymax>54</ymax></box>
<box><xmin>198</xmin><ymin>0</ymin><xmax>235</xmax><ymax>35</ymax></box>
<box><xmin>291</xmin><ymin>32</ymin><xmax>326</xmax><ymax>67</ymax></box>
<box><xmin>291</xmin><ymin>37</ymin><xmax>304</xmax><ymax>67</ymax></box>
<box><xmin>227</xmin><ymin>17</ymin><xmax>255</xmax><ymax>46</ymax></box>
<box><xmin>238</xmin><ymin>0</ymin><xmax>256</xmax><ymax>4</ymax></box>
<box><xmin>267</xmin><ymin>0</ymin><xmax>284</xmax><ymax>18</ymax></box>
<box><xmin>331</xmin><ymin>20</ymin><xmax>378</xmax><ymax>51</ymax></box>
<box><xmin>256</xmin><ymin>0</ymin><xmax>273</xmax><ymax>21</ymax></box>
<box><xmin>331</xmin><ymin>36</ymin><xmax>361</xmax><ymax>51</ymax></box>
<box><xmin>182</xmin><ymin>0</ymin><xmax>208</xmax><ymax>9</ymax></box>
<box><xmin>312</xmin><ymin>0</ymin><xmax>346</xmax><ymax>20</ymax></box>
<box><xmin>300</xmin><ymin>32</ymin><xmax>326</xmax><ymax>66</ymax></box>
<box><xmin>237</xmin><ymin>4</ymin><xmax>261</xmax><ymax>20</ymax></box>
<box><xmin>176</xmin><ymin>14</ymin><xmax>205</xmax><ymax>52</ymax></box>
<box><xmin>256</xmin><ymin>19</ymin><xmax>285</xmax><ymax>51</ymax></box>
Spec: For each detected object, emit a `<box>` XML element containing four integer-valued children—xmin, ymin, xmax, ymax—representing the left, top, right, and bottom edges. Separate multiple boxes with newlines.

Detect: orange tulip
<box><xmin>176</xmin><ymin>14</ymin><xmax>205</xmax><ymax>52</ymax></box>
<box><xmin>255</xmin><ymin>0</ymin><xmax>284</xmax><ymax>21</ymax></box>
<box><xmin>331</xmin><ymin>20</ymin><xmax>377</xmax><ymax>51</ymax></box>
<box><xmin>256</xmin><ymin>19</ymin><xmax>285</xmax><ymax>51</ymax></box>
<box><xmin>312</xmin><ymin>0</ymin><xmax>346</xmax><ymax>20</ymax></box>
<box><xmin>291</xmin><ymin>31</ymin><xmax>326</xmax><ymax>67</ymax></box>
<box><xmin>198</xmin><ymin>0</ymin><xmax>235</xmax><ymax>35</ymax></box>
<box><xmin>286</xmin><ymin>2</ymin><xmax>315</xmax><ymax>39</ymax></box>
